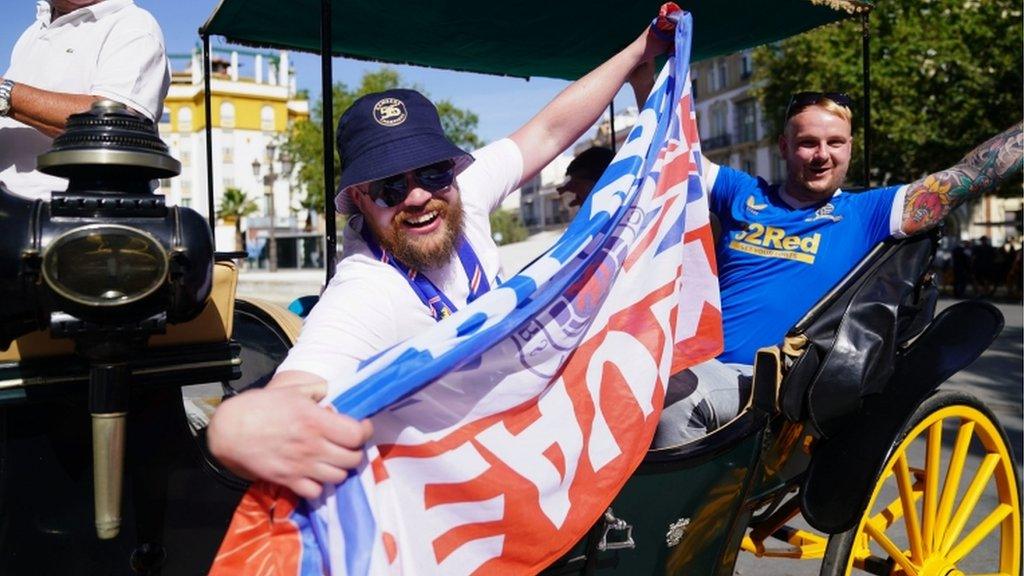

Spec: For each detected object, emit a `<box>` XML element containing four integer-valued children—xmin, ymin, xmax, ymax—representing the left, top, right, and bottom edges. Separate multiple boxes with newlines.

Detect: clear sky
<box><xmin>0</xmin><ymin>0</ymin><xmax>640</xmax><ymax>145</ymax></box>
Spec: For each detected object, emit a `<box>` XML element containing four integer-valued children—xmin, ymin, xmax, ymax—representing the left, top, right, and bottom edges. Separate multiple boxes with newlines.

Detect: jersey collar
<box><xmin>777</xmin><ymin>184</ymin><xmax>842</xmax><ymax>210</ymax></box>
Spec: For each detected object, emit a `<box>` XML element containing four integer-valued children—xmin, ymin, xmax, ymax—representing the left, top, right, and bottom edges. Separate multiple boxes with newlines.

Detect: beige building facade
<box><xmin>159</xmin><ymin>47</ymin><xmax>311</xmax><ymax>261</ymax></box>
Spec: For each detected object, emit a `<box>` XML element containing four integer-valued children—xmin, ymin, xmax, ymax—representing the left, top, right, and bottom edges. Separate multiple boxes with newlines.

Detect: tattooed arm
<box><xmin>900</xmin><ymin>122</ymin><xmax>1023</xmax><ymax>236</ymax></box>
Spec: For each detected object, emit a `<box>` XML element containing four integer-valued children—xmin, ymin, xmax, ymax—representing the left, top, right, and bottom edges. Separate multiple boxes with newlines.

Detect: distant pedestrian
<box><xmin>1005</xmin><ymin>244</ymin><xmax>1022</xmax><ymax>300</ymax></box>
<box><xmin>245</xmin><ymin>237</ymin><xmax>260</xmax><ymax>270</ymax></box>
<box><xmin>952</xmin><ymin>240</ymin><xmax>972</xmax><ymax>298</ymax></box>
<box><xmin>972</xmin><ymin>236</ymin><xmax>996</xmax><ymax>297</ymax></box>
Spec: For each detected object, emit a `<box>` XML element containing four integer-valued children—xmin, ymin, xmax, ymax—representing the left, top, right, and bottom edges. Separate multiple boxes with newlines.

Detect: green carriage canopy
<box><xmin>201</xmin><ymin>0</ymin><xmax>871</xmax><ymax>80</ymax></box>
<box><xmin>199</xmin><ymin>0</ymin><xmax>872</xmax><ymax>280</ymax></box>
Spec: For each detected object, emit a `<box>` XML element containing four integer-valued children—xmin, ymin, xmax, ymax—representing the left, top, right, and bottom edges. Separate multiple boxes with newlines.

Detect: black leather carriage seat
<box><xmin>648</xmin><ymin>230</ymin><xmax>939</xmax><ymax>455</ymax></box>
<box><xmin>755</xmin><ymin>231</ymin><xmax>939</xmax><ymax>438</ymax></box>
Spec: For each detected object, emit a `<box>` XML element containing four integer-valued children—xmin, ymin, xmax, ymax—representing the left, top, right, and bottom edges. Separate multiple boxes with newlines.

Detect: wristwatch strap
<box><xmin>0</xmin><ymin>79</ymin><xmax>14</xmax><ymax>117</ymax></box>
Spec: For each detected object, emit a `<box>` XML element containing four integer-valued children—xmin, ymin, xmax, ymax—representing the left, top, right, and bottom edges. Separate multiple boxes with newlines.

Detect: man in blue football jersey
<box><xmin>657</xmin><ymin>92</ymin><xmax>1022</xmax><ymax>445</ymax></box>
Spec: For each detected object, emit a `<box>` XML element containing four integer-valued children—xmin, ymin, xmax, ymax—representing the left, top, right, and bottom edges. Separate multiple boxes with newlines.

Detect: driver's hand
<box><xmin>639</xmin><ymin>2</ymin><xmax>682</xmax><ymax>61</ymax></box>
<box><xmin>207</xmin><ymin>383</ymin><xmax>373</xmax><ymax>500</ymax></box>
<box><xmin>652</xmin><ymin>2</ymin><xmax>682</xmax><ymax>41</ymax></box>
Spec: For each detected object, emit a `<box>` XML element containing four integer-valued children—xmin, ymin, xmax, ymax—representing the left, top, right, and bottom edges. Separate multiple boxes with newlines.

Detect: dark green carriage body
<box><xmin>539</xmin><ymin>230</ymin><xmax>1005</xmax><ymax>575</ymax></box>
<box><xmin>545</xmin><ymin>416</ymin><xmax>768</xmax><ymax>575</ymax></box>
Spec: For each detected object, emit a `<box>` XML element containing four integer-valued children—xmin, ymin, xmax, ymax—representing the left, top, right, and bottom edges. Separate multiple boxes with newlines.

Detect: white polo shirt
<box><xmin>0</xmin><ymin>0</ymin><xmax>171</xmax><ymax>200</ymax></box>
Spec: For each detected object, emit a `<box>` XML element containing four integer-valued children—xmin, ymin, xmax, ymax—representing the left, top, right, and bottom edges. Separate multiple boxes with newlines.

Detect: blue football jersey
<box><xmin>709</xmin><ymin>166</ymin><xmax>904</xmax><ymax>364</ymax></box>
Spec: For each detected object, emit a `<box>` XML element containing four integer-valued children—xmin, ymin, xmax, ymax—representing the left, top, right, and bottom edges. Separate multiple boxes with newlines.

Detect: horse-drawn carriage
<box><xmin>0</xmin><ymin>1</ymin><xmax>1018</xmax><ymax>574</ymax></box>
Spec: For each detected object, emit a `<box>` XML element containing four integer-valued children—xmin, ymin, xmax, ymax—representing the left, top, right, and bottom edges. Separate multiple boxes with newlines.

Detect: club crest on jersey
<box><xmin>805</xmin><ymin>202</ymin><xmax>843</xmax><ymax>223</ymax></box>
<box><xmin>745</xmin><ymin>195</ymin><xmax>768</xmax><ymax>215</ymax></box>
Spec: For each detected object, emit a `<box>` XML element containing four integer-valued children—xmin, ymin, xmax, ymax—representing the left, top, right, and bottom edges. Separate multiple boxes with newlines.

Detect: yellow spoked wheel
<box><xmin>822</xmin><ymin>391</ymin><xmax>1020</xmax><ymax>576</ymax></box>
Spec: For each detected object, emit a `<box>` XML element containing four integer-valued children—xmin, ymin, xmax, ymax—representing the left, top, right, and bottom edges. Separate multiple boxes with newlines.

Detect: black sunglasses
<box><xmin>784</xmin><ymin>91</ymin><xmax>853</xmax><ymax>120</ymax></box>
<box><xmin>367</xmin><ymin>159</ymin><xmax>456</xmax><ymax>208</ymax></box>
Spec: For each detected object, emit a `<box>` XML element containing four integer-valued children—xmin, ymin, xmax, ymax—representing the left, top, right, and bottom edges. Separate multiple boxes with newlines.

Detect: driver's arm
<box><xmin>509</xmin><ymin>13</ymin><xmax>674</xmax><ymax>186</ymax></box>
<box><xmin>627</xmin><ymin>59</ymin><xmax>656</xmax><ymax>109</ymax></box>
<box><xmin>900</xmin><ymin>122</ymin><xmax>1022</xmax><ymax>237</ymax></box>
<box><xmin>624</xmin><ymin>52</ymin><xmax>721</xmax><ymax>193</ymax></box>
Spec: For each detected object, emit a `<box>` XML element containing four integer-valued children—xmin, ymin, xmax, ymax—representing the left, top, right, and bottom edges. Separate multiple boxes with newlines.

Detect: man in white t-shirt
<box><xmin>0</xmin><ymin>0</ymin><xmax>171</xmax><ymax>200</ymax></box>
<box><xmin>208</xmin><ymin>16</ymin><xmax>677</xmax><ymax>500</ymax></box>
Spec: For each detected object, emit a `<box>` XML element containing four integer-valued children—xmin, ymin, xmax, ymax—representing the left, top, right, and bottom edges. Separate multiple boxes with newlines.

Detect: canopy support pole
<box><xmin>321</xmin><ymin>0</ymin><xmax>337</xmax><ymax>282</ymax></box>
<box><xmin>202</xmin><ymin>34</ymin><xmax>216</xmax><ymax>240</ymax></box>
<box><xmin>861</xmin><ymin>12</ymin><xmax>872</xmax><ymax>187</ymax></box>
<box><xmin>608</xmin><ymin>101</ymin><xmax>617</xmax><ymax>153</ymax></box>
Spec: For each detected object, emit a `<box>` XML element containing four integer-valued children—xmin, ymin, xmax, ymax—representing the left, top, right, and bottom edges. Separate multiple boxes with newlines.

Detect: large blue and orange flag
<box><xmin>212</xmin><ymin>11</ymin><xmax>720</xmax><ymax>575</ymax></box>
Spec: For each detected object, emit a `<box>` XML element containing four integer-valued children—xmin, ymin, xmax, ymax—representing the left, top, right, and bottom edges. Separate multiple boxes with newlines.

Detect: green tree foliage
<box><xmin>217</xmin><ymin>186</ymin><xmax>259</xmax><ymax>252</ymax></box>
<box><xmin>753</xmin><ymin>1</ymin><xmax>1022</xmax><ymax>189</ymax></box>
<box><xmin>283</xmin><ymin>68</ymin><xmax>483</xmax><ymax>220</ymax></box>
<box><xmin>489</xmin><ymin>209</ymin><xmax>528</xmax><ymax>246</ymax></box>
<box><xmin>435</xmin><ymin>101</ymin><xmax>483</xmax><ymax>151</ymax></box>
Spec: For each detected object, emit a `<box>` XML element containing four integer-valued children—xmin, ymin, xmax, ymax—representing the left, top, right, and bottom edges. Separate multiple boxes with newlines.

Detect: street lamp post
<box><xmin>250</xmin><ymin>156</ymin><xmax>261</xmax><ymax>267</ymax></box>
<box><xmin>250</xmin><ymin>144</ymin><xmax>294</xmax><ymax>273</ymax></box>
<box><xmin>278</xmin><ymin>149</ymin><xmax>294</xmax><ymax>267</ymax></box>
<box><xmin>279</xmin><ymin>149</ymin><xmax>294</xmax><ymax>218</ymax></box>
<box><xmin>251</xmin><ymin>145</ymin><xmax>278</xmax><ymax>272</ymax></box>
<box><xmin>265</xmin><ymin>143</ymin><xmax>278</xmax><ymax>272</ymax></box>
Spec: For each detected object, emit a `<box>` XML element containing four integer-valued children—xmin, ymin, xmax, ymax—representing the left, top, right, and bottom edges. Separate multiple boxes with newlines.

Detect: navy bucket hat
<box><xmin>335</xmin><ymin>89</ymin><xmax>473</xmax><ymax>214</ymax></box>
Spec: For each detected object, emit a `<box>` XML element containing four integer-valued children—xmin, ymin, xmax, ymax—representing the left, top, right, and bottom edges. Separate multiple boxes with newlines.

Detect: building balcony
<box><xmin>703</xmin><ymin>133</ymin><xmax>732</xmax><ymax>151</ymax></box>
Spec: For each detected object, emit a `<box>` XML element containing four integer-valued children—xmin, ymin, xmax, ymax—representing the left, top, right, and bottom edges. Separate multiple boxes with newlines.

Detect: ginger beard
<box><xmin>370</xmin><ymin>195</ymin><xmax>465</xmax><ymax>271</ymax></box>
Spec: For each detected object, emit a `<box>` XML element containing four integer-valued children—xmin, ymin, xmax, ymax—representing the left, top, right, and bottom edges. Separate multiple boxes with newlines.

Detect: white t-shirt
<box><xmin>276</xmin><ymin>138</ymin><xmax>524</xmax><ymax>385</ymax></box>
<box><xmin>0</xmin><ymin>0</ymin><xmax>171</xmax><ymax>200</ymax></box>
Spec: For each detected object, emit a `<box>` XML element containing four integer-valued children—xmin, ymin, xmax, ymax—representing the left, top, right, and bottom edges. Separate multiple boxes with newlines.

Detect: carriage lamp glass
<box><xmin>41</xmin><ymin>224</ymin><xmax>169</xmax><ymax>307</ymax></box>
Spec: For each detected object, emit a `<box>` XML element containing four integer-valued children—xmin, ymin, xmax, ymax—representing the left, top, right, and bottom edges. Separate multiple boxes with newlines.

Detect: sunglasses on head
<box><xmin>784</xmin><ymin>91</ymin><xmax>853</xmax><ymax>120</ymax></box>
<box><xmin>366</xmin><ymin>159</ymin><xmax>456</xmax><ymax>208</ymax></box>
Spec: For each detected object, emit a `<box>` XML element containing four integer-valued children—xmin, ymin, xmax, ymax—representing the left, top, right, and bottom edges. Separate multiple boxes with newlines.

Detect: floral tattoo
<box><xmin>901</xmin><ymin>122</ymin><xmax>1023</xmax><ymax>236</ymax></box>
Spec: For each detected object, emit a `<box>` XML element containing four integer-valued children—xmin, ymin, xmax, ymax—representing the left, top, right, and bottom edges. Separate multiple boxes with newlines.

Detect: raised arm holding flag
<box><xmin>208</xmin><ymin>4</ymin><xmax>726</xmax><ymax>574</ymax></box>
<box><xmin>208</xmin><ymin>2</ymin><xmax>679</xmax><ymax>505</ymax></box>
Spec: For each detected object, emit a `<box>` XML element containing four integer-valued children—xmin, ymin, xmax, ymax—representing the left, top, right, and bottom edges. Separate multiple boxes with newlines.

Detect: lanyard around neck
<box><xmin>358</xmin><ymin>220</ymin><xmax>491</xmax><ymax>321</ymax></box>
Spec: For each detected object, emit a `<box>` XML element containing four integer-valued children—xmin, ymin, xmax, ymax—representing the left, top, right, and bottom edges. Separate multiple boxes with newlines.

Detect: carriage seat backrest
<box><xmin>775</xmin><ymin>230</ymin><xmax>939</xmax><ymax>438</ymax></box>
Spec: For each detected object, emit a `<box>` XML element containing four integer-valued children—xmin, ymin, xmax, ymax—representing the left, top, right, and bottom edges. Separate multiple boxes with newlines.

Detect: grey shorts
<box><xmin>653</xmin><ymin>359</ymin><xmax>752</xmax><ymax>448</ymax></box>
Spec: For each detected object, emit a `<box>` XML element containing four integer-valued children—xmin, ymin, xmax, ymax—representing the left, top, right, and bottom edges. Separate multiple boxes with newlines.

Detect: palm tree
<box><xmin>217</xmin><ymin>187</ymin><xmax>259</xmax><ymax>253</ymax></box>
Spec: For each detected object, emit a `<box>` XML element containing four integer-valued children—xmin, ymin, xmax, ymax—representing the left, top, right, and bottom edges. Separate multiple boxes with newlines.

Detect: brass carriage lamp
<box><xmin>0</xmin><ymin>99</ymin><xmax>214</xmax><ymax>540</ymax></box>
<box><xmin>0</xmin><ymin>99</ymin><xmax>214</xmax><ymax>335</ymax></box>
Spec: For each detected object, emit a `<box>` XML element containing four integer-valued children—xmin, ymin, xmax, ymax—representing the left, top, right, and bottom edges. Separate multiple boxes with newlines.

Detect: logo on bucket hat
<box><xmin>334</xmin><ymin>89</ymin><xmax>475</xmax><ymax>214</ymax></box>
<box><xmin>373</xmin><ymin>98</ymin><xmax>407</xmax><ymax>126</ymax></box>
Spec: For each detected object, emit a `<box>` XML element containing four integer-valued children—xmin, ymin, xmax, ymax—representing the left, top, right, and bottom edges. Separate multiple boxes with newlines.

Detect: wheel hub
<box><xmin>918</xmin><ymin>555</ymin><xmax>962</xmax><ymax>576</ymax></box>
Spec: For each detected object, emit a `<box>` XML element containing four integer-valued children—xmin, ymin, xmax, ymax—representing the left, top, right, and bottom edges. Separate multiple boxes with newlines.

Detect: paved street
<box><xmin>734</xmin><ymin>298</ymin><xmax>1022</xmax><ymax>575</ymax></box>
